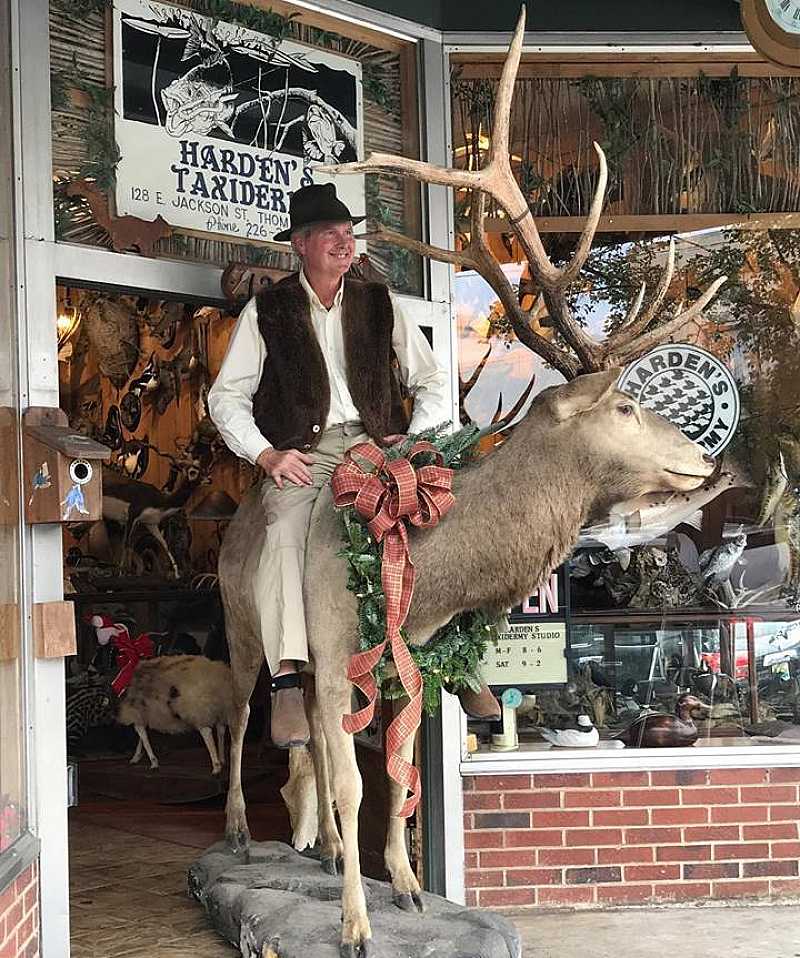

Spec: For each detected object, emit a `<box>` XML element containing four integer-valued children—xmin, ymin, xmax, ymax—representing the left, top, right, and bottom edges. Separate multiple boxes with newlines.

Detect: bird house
<box><xmin>23</xmin><ymin>407</ymin><xmax>110</xmax><ymax>524</ymax></box>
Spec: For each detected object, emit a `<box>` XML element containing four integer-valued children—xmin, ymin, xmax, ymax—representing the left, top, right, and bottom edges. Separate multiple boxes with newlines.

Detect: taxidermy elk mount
<box><xmin>218</xmin><ymin>9</ymin><xmax>731</xmax><ymax>956</ymax></box>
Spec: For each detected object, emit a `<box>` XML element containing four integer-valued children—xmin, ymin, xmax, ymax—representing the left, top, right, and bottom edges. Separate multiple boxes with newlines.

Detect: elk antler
<box><xmin>597</xmin><ymin>238</ymin><xmax>728</xmax><ymax>366</ymax></box>
<box><xmin>491</xmin><ymin>373</ymin><xmax>537</xmax><ymax>431</ymax></box>
<box><xmin>324</xmin><ymin>4</ymin><xmax>726</xmax><ymax>377</ymax></box>
<box><xmin>362</xmin><ymin>181</ymin><xmax>582</xmax><ymax>379</ymax></box>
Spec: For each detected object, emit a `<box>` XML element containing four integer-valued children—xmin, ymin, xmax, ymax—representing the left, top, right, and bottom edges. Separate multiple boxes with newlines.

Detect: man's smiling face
<box><xmin>294</xmin><ymin>220</ymin><xmax>355</xmax><ymax>282</ymax></box>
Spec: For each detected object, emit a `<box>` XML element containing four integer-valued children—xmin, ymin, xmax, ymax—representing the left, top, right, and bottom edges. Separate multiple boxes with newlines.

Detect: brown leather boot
<box><xmin>457</xmin><ymin>681</ymin><xmax>501</xmax><ymax>720</ymax></box>
<box><xmin>270</xmin><ymin>675</ymin><xmax>310</xmax><ymax>748</ymax></box>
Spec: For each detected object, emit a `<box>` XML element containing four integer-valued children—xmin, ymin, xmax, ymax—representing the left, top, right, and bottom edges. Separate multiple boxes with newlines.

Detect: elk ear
<box><xmin>549</xmin><ymin>368</ymin><xmax>622</xmax><ymax>421</ymax></box>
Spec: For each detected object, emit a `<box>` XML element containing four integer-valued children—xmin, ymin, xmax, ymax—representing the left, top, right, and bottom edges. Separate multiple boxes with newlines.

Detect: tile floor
<box><xmin>68</xmin><ymin>744</ymin><xmax>290</xmax><ymax>958</ymax></box>
<box><xmin>69</xmin><ymin>814</ymin><xmax>236</xmax><ymax>957</ymax></box>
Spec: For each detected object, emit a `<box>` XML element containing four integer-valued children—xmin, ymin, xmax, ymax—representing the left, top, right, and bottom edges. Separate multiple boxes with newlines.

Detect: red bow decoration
<box><xmin>111</xmin><ymin>629</ymin><xmax>156</xmax><ymax>696</ymax></box>
<box><xmin>332</xmin><ymin>441</ymin><xmax>455</xmax><ymax>817</ymax></box>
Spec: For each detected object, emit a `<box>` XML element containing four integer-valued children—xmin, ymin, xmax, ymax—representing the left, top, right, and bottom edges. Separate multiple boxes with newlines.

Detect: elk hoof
<box><xmin>321</xmin><ymin>855</ymin><xmax>341</xmax><ymax>876</ymax></box>
<box><xmin>392</xmin><ymin>891</ymin><xmax>424</xmax><ymax>914</ymax></box>
<box><xmin>225</xmin><ymin>828</ymin><xmax>251</xmax><ymax>856</ymax></box>
<box><xmin>339</xmin><ymin>941</ymin><xmax>373</xmax><ymax>958</ymax></box>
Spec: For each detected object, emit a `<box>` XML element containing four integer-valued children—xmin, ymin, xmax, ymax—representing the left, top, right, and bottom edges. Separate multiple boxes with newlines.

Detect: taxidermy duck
<box><xmin>615</xmin><ymin>693</ymin><xmax>708</xmax><ymax>748</ymax></box>
<box><xmin>540</xmin><ymin>714</ymin><xmax>599</xmax><ymax>748</ymax></box>
<box><xmin>130</xmin><ymin>353</ymin><xmax>160</xmax><ymax>394</ymax></box>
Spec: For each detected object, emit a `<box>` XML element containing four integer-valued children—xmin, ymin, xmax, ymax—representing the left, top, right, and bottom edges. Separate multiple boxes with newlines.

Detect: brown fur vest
<box><xmin>252</xmin><ymin>273</ymin><xmax>409</xmax><ymax>451</ymax></box>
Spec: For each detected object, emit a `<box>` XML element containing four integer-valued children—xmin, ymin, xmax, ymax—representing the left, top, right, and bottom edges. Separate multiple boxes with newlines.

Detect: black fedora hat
<box><xmin>274</xmin><ymin>183</ymin><xmax>364</xmax><ymax>242</ymax></box>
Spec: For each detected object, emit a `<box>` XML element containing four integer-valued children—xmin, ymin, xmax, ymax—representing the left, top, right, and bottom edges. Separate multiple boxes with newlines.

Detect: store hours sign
<box><xmin>480</xmin><ymin>573</ymin><xmax>569</xmax><ymax>688</ymax></box>
<box><xmin>480</xmin><ymin>622</ymin><xmax>569</xmax><ymax>688</ymax></box>
<box><xmin>112</xmin><ymin>0</ymin><xmax>365</xmax><ymax>243</ymax></box>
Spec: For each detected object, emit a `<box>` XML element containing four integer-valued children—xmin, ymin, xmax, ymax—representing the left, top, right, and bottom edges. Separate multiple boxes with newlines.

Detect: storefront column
<box><xmin>416</xmin><ymin>34</ymin><xmax>467</xmax><ymax>904</ymax></box>
<box><xmin>12</xmin><ymin>0</ymin><xmax>70</xmax><ymax>953</ymax></box>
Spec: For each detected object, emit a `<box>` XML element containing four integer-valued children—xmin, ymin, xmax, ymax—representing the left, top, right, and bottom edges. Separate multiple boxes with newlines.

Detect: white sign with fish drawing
<box><xmin>112</xmin><ymin>0</ymin><xmax>365</xmax><ymax>244</ymax></box>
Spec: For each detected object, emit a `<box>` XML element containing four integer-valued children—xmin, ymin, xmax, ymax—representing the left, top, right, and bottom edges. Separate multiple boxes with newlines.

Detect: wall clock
<box><xmin>741</xmin><ymin>0</ymin><xmax>800</xmax><ymax>68</ymax></box>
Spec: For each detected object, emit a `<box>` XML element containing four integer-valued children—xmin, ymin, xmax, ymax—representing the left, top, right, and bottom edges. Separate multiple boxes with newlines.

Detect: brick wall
<box><xmin>0</xmin><ymin>864</ymin><xmax>39</xmax><ymax>958</ymax></box>
<box><xmin>463</xmin><ymin>768</ymin><xmax>800</xmax><ymax>908</ymax></box>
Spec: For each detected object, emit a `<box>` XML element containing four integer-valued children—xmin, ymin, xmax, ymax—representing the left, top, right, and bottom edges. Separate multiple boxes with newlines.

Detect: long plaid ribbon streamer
<box><xmin>332</xmin><ymin>441</ymin><xmax>455</xmax><ymax>817</ymax></box>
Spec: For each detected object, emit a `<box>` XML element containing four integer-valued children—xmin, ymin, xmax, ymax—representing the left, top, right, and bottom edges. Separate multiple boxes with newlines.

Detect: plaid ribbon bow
<box><xmin>331</xmin><ymin>441</ymin><xmax>455</xmax><ymax>817</ymax></box>
<box><xmin>111</xmin><ymin>631</ymin><xmax>156</xmax><ymax>697</ymax></box>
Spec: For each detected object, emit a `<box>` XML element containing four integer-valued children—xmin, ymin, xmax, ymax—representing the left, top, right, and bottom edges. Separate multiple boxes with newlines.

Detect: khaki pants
<box><xmin>254</xmin><ymin>422</ymin><xmax>369</xmax><ymax>673</ymax></box>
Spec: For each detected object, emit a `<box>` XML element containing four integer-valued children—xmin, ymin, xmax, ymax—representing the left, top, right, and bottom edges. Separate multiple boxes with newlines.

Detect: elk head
<box><xmin>534</xmin><ymin>369</ymin><xmax>716</xmax><ymax>502</ymax></box>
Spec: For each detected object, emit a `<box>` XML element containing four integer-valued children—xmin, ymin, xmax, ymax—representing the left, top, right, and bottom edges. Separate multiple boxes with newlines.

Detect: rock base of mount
<box><xmin>189</xmin><ymin>841</ymin><xmax>521</xmax><ymax>958</ymax></box>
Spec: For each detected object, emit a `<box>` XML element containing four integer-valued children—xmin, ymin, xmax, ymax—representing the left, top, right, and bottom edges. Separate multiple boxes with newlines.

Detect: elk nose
<box><xmin>702</xmin><ymin>454</ymin><xmax>715</xmax><ymax>466</ymax></box>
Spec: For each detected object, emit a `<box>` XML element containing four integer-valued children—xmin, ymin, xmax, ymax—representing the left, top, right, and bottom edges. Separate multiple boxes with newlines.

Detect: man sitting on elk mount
<box><xmin>209</xmin><ymin>183</ymin><xmax>501</xmax><ymax>748</ymax></box>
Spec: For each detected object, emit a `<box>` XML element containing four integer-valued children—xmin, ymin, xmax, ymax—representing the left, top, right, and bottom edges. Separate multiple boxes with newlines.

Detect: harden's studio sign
<box><xmin>619</xmin><ymin>344</ymin><xmax>740</xmax><ymax>456</ymax></box>
<box><xmin>112</xmin><ymin>0</ymin><xmax>364</xmax><ymax>243</ymax></box>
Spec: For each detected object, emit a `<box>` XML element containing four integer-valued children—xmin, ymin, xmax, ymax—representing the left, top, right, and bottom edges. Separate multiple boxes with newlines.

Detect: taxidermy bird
<box><xmin>615</xmin><ymin>693</ymin><xmax>709</xmax><ymax>748</ymax></box>
<box><xmin>117</xmin><ymin>438</ymin><xmax>150</xmax><ymax>480</ymax></box>
<box><xmin>698</xmin><ymin>534</ymin><xmax>747</xmax><ymax>586</ymax></box>
<box><xmin>539</xmin><ymin>714</ymin><xmax>599</xmax><ymax>748</ymax></box>
<box><xmin>130</xmin><ymin>353</ymin><xmax>160</xmax><ymax>394</ymax></box>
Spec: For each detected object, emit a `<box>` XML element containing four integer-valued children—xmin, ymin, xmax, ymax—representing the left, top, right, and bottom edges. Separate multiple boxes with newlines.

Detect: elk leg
<box><xmin>304</xmin><ymin>677</ymin><xmax>342</xmax><ymax>869</ymax></box>
<box><xmin>316</xmin><ymin>675</ymin><xmax>371</xmax><ymax>957</ymax></box>
<box><xmin>134</xmin><ymin>725</ymin><xmax>158</xmax><ymax>769</ymax></box>
<box><xmin>216</xmin><ymin>722</ymin><xmax>226</xmax><ymax>767</ymax></box>
<box><xmin>280</xmin><ymin>745</ymin><xmax>319</xmax><ymax>853</ymax></box>
<box><xmin>384</xmin><ymin>730</ymin><xmax>423</xmax><ymax>913</ymax></box>
<box><xmin>130</xmin><ymin>739</ymin><xmax>143</xmax><ymax>765</ymax></box>
<box><xmin>225</xmin><ymin>702</ymin><xmax>250</xmax><ymax>850</ymax></box>
<box><xmin>199</xmin><ymin>726</ymin><xmax>222</xmax><ymax>776</ymax></box>
<box><xmin>225</xmin><ymin>651</ymin><xmax>261</xmax><ymax>853</ymax></box>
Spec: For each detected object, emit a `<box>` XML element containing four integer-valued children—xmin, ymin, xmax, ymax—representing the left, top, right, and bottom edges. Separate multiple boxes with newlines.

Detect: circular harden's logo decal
<box><xmin>618</xmin><ymin>344</ymin><xmax>740</xmax><ymax>456</ymax></box>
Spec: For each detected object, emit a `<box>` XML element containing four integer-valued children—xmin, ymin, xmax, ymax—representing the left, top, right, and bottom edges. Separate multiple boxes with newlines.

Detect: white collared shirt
<box><xmin>208</xmin><ymin>272</ymin><xmax>451</xmax><ymax>464</ymax></box>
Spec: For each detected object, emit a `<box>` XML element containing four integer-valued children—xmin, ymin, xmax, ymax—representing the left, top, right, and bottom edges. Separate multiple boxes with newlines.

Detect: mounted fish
<box><xmin>578</xmin><ymin>468</ymin><xmax>745</xmax><ymax>552</ymax></box>
<box><xmin>79</xmin><ymin>293</ymin><xmax>139</xmax><ymax>389</ymax></box>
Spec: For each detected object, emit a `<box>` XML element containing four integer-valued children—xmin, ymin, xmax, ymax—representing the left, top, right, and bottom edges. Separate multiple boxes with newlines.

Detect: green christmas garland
<box><xmin>337</xmin><ymin>425</ymin><xmax>503</xmax><ymax>715</ymax></box>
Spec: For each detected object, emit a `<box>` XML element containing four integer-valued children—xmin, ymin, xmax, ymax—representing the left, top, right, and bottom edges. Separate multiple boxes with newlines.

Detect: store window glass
<box><xmin>457</xmin><ymin>225</ymin><xmax>800</xmax><ymax>749</ymax></box>
<box><xmin>0</xmin><ymin>0</ymin><xmax>28</xmax><ymax>851</ymax></box>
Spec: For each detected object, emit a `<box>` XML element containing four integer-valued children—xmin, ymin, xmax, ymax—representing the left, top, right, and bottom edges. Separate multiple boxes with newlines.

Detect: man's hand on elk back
<box><xmin>257</xmin><ymin>447</ymin><xmax>314</xmax><ymax>489</ymax></box>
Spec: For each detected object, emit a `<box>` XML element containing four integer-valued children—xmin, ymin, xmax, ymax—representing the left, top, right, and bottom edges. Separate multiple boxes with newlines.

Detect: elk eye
<box><xmin>619</xmin><ymin>404</ymin><xmax>635</xmax><ymax>417</ymax></box>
